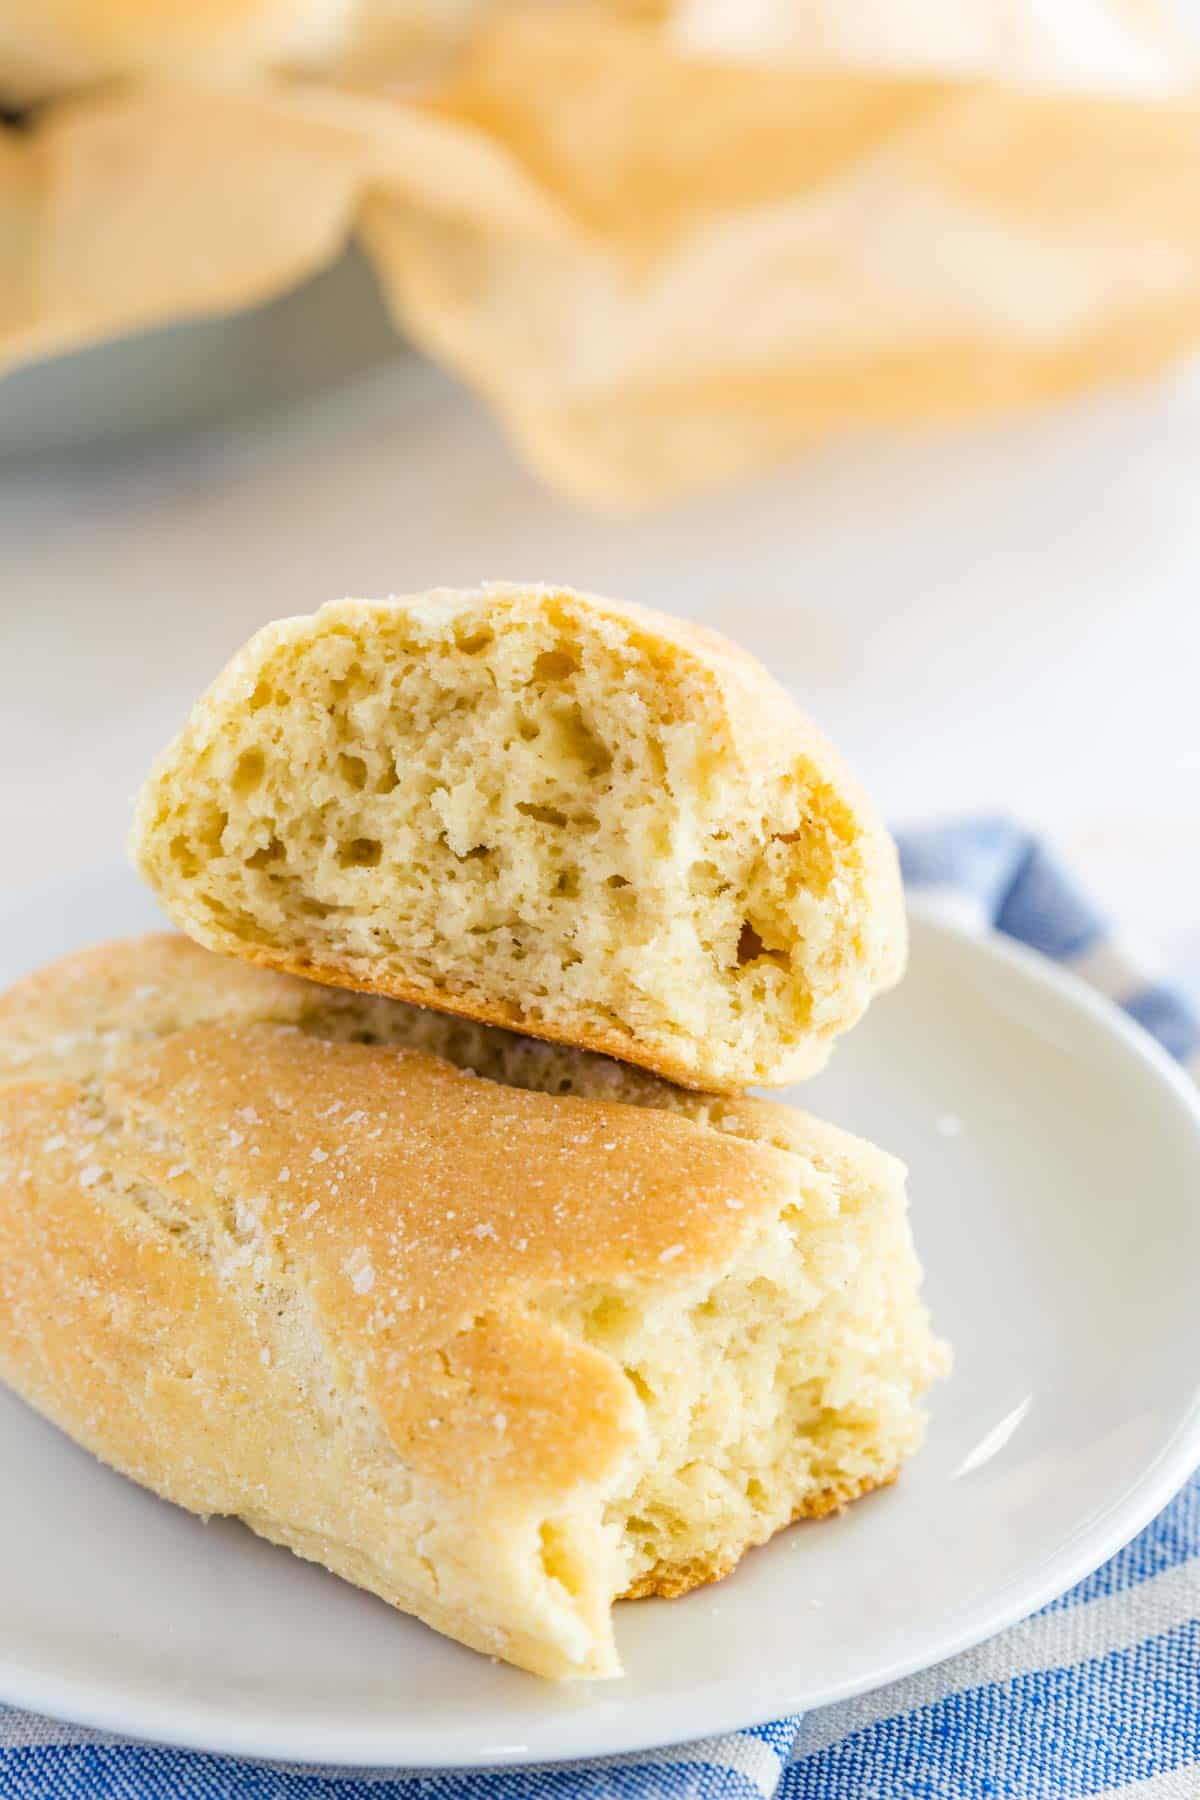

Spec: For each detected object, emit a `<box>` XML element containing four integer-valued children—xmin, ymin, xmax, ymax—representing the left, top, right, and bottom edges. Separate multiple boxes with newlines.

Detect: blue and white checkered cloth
<box><xmin>3</xmin><ymin>820</ymin><xmax>1198</xmax><ymax>1800</ymax></box>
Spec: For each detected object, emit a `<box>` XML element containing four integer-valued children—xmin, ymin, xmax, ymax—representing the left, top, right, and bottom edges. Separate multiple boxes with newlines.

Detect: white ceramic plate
<box><xmin>1</xmin><ymin>864</ymin><xmax>1199</xmax><ymax>1769</ymax></box>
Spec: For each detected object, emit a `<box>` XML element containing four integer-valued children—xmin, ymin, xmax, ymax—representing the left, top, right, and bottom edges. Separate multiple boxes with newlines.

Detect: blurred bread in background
<box><xmin>0</xmin><ymin>0</ymin><xmax>350</xmax><ymax>99</ymax></box>
<box><xmin>0</xmin><ymin>0</ymin><xmax>479</xmax><ymax>103</ymax></box>
<box><xmin>661</xmin><ymin>0</ymin><xmax>1189</xmax><ymax>91</ymax></box>
<box><xmin>1</xmin><ymin>0</ymin><xmax>1199</xmax><ymax>504</ymax></box>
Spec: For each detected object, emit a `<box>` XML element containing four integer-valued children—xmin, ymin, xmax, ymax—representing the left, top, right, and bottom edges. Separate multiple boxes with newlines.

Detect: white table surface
<box><xmin>2</xmin><ymin>351</ymin><xmax>1197</xmax><ymax>996</ymax></box>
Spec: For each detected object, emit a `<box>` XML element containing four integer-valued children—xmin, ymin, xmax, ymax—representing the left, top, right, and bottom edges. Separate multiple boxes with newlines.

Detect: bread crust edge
<box><xmin>621</xmin><ymin>1469</ymin><xmax>898</xmax><ymax>1599</ymax></box>
<box><xmin>200</xmin><ymin>935</ymin><xmax>835</xmax><ymax>1094</ymax></box>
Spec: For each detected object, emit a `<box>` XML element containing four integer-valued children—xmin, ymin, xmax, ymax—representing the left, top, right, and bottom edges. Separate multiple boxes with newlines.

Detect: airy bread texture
<box><xmin>0</xmin><ymin>936</ymin><xmax>944</xmax><ymax>1679</ymax></box>
<box><xmin>131</xmin><ymin>584</ymin><xmax>906</xmax><ymax>1092</ymax></box>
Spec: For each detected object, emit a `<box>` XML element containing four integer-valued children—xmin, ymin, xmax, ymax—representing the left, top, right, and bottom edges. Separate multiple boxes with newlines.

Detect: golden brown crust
<box><xmin>74</xmin><ymin>1019</ymin><xmax>806</xmax><ymax>1505</ymax></box>
<box><xmin>0</xmin><ymin>935</ymin><xmax>941</xmax><ymax>1678</ymax></box>
<box><xmin>0</xmin><ymin>933</ymin><xmax>905</xmax><ymax>1192</ymax></box>
<box><xmin>213</xmin><ymin>937</ymin><xmax>833</xmax><ymax>1093</ymax></box>
<box><xmin>0</xmin><ymin>931</ymin><xmax>319</xmax><ymax>1080</ymax></box>
<box><xmin>621</xmin><ymin>1470</ymin><xmax>897</xmax><ymax>1599</ymax></box>
<box><xmin>0</xmin><ymin>955</ymin><xmax>820</xmax><ymax>1675</ymax></box>
<box><xmin>0</xmin><ymin>1075</ymin><xmax>322</xmax><ymax>1520</ymax></box>
<box><xmin>0</xmin><ymin>1069</ymin><xmax>631</xmax><ymax>1678</ymax></box>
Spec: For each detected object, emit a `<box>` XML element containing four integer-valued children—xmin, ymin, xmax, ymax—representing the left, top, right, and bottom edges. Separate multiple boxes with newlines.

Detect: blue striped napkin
<box><xmin>2</xmin><ymin>820</ymin><xmax>1198</xmax><ymax>1800</ymax></box>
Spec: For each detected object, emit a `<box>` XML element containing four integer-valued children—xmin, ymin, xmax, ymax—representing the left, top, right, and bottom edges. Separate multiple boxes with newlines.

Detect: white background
<box><xmin>2</xmin><ymin>346</ymin><xmax>1197</xmax><ymax>994</ymax></box>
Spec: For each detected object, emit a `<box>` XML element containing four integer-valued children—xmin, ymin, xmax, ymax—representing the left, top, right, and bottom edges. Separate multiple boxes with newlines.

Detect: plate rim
<box><xmin>1</xmin><ymin>877</ymin><xmax>1199</xmax><ymax>1767</ymax></box>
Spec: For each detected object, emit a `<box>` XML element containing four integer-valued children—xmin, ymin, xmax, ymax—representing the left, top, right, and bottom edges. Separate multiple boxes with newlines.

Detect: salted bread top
<box><xmin>0</xmin><ymin>935</ymin><xmax>941</xmax><ymax>1679</ymax></box>
<box><xmin>131</xmin><ymin>584</ymin><xmax>905</xmax><ymax>1090</ymax></box>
